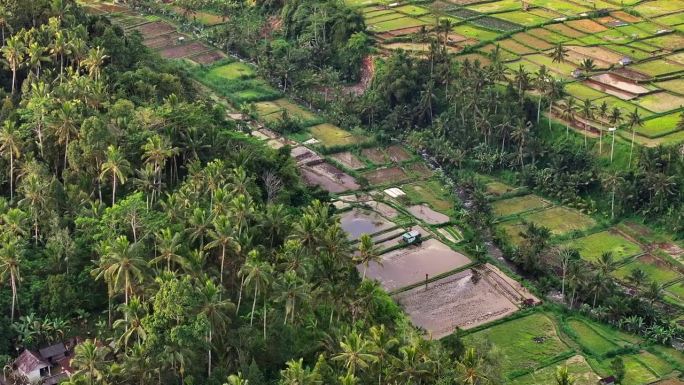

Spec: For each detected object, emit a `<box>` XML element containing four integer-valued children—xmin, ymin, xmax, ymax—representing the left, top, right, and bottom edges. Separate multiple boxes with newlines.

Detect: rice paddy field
<box><xmin>344</xmin><ymin>0</ymin><xmax>684</xmax><ymax>146</ymax></box>
<box><xmin>563</xmin><ymin>230</ymin><xmax>643</xmax><ymax>263</ymax></box>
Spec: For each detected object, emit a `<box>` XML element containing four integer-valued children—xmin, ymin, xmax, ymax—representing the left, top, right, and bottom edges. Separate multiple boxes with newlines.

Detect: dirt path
<box><xmin>343</xmin><ymin>56</ymin><xmax>375</xmax><ymax>96</ymax></box>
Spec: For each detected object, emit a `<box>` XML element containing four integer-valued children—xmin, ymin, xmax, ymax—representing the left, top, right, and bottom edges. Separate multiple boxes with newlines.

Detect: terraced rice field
<box><xmin>564</xmin><ymin>230</ymin><xmax>643</xmax><ymax>263</ymax></box>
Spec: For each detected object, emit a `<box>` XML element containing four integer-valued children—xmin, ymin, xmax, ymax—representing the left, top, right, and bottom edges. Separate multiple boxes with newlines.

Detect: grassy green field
<box><xmin>510</xmin><ymin>355</ymin><xmax>599</xmax><ymax>385</ymax></box>
<box><xmin>637</xmin><ymin>112</ymin><xmax>683</xmax><ymax>138</ymax></box>
<box><xmin>564</xmin><ymin>230</ymin><xmax>643</xmax><ymax>263</ymax></box>
<box><xmin>309</xmin><ymin>124</ymin><xmax>366</xmax><ymax>147</ymax></box>
<box><xmin>521</xmin><ymin>207</ymin><xmax>597</xmax><ymax>236</ymax></box>
<box><xmin>566</xmin><ymin>319</ymin><xmax>618</xmax><ymax>355</ymax></box>
<box><xmin>492</xmin><ymin>195</ymin><xmax>549</xmax><ymax>217</ymax></box>
<box><xmin>401</xmin><ymin>179</ymin><xmax>455</xmax><ymax>215</ymax></box>
<box><xmin>485</xmin><ymin>180</ymin><xmax>517</xmax><ymax>196</ymax></box>
<box><xmin>613</xmin><ymin>255</ymin><xmax>682</xmax><ymax>285</ymax></box>
<box><xmin>465</xmin><ymin>313</ymin><xmax>571</xmax><ymax>374</ymax></box>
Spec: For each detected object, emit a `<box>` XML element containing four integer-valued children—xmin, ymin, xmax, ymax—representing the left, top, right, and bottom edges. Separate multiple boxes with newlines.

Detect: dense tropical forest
<box><xmin>0</xmin><ymin>0</ymin><xmax>683</xmax><ymax>384</ymax></box>
<box><xmin>0</xmin><ymin>1</ymin><xmax>502</xmax><ymax>385</ymax></box>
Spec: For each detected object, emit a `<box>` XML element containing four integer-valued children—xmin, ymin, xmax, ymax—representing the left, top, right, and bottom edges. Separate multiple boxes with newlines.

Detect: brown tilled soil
<box><xmin>363</xmin><ymin>167</ymin><xmax>410</xmax><ymax>185</ymax></box>
<box><xmin>408</xmin><ymin>204</ymin><xmax>450</xmax><ymax>225</ymax></box>
<box><xmin>387</xmin><ymin>145</ymin><xmax>412</xmax><ymax>162</ymax></box>
<box><xmin>133</xmin><ymin>21</ymin><xmax>176</xmax><ymax>39</ymax></box>
<box><xmin>299</xmin><ymin>162</ymin><xmax>360</xmax><ymax>193</ymax></box>
<box><xmin>158</xmin><ymin>41</ymin><xmax>210</xmax><ymax>59</ymax></box>
<box><xmin>95</xmin><ymin>3</ymin><xmax>132</xmax><ymax>14</ymax></box>
<box><xmin>330</xmin><ymin>151</ymin><xmax>366</xmax><ymax>170</ymax></box>
<box><xmin>393</xmin><ymin>267</ymin><xmax>518</xmax><ymax>337</ymax></box>
<box><xmin>406</xmin><ymin>162</ymin><xmax>434</xmax><ymax>178</ymax></box>
<box><xmin>143</xmin><ymin>32</ymin><xmax>188</xmax><ymax>49</ymax></box>
<box><xmin>362</xmin><ymin>148</ymin><xmax>388</xmax><ymax>164</ymax></box>
<box><xmin>191</xmin><ymin>50</ymin><xmax>227</xmax><ymax>65</ymax></box>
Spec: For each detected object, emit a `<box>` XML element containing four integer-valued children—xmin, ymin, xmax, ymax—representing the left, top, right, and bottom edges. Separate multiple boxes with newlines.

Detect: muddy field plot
<box><xmin>158</xmin><ymin>41</ymin><xmax>209</xmax><ymax>59</ymax></box>
<box><xmin>394</xmin><ymin>268</ymin><xmax>520</xmax><ymax>338</ymax></box>
<box><xmin>132</xmin><ymin>21</ymin><xmax>176</xmax><ymax>39</ymax></box>
<box><xmin>143</xmin><ymin>32</ymin><xmax>188</xmax><ymax>50</ymax></box>
<box><xmin>362</xmin><ymin>166</ymin><xmax>410</xmax><ymax>185</ymax></box>
<box><xmin>361</xmin><ymin>148</ymin><xmax>388</xmax><ymax>165</ymax></box>
<box><xmin>340</xmin><ymin>208</ymin><xmax>396</xmax><ymax>241</ymax></box>
<box><xmin>190</xmin><ymin>50</ymin><xmax>227</xmax><ymax>65</ymax></box>
<box><xmin>330</xmin><ymin>151</ymin><xmax>366</xmax><ymax>170</ymax></box>
<box><xmin>363</xmin><ymin>238</ymin><xmax>472</xmax><ymax>291</ymax></box>
<box><xmin>407</xmin><ymin>204</ymin><xmax>450</xmax><ymax>225</ymax></box>
<box><xmin>300</xmin><ymin>162</ymin><xmax>359</xmax><ymax>193</ymax></box>
<box><xmin>386</xmin><ymin>145</ymin><xmax>412</xmax><ymax>162</ymax></box>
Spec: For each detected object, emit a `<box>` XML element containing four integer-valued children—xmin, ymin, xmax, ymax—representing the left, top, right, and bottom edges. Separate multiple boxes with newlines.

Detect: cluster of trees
<box><xmin>0</xmin><ymin>2</ymin><xmax>512</xmax><ymax>385</ymax></box>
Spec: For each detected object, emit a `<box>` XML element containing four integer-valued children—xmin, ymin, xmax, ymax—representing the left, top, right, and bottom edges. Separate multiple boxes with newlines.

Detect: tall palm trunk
<box><xmin>10</xmin><ymin>273</ymin><xmax>17</xmax><ymax>322</ymax></box>
<box><xmin>9</xmin><ymin>151</ymin><xmax>13</xmax><ymax>200</ymax></box>
<box><xmin>207</xmin><ymin>328</ymin><xmax>212</xmax><ymax>377</ymax></box>
<box><xmin>250</xmin><ymin>284</ymin><xmax>258</xmax><ymax>326</ymax></box>
<box><xmin>220</xmin><ymin>245</ymin><xmax>225</xmax><ymax>286</ymax></box>
<box><xmin>611</xmin><ymin>189</ymin><xmax>616</xmax><ymax>220</ymax></box>
<box><xmin>236</xmin><ymin>276</ymin><xmax>244</xmax><ymax>314</ymax></box>
<box><xmin>112</xmin><ymin>174</ymin><xmax>117</xmax><ymax>206</ymax></box>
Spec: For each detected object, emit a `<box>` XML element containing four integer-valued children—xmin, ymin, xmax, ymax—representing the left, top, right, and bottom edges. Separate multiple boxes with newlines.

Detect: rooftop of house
<box><xmin>39</xmin><ymin>342</ymin><xmax>67</xmax><ymax>361</ymax></box>
<box><xmin>14</xmin><ymin>350</ymin><xmax>49</xmax><ymax>374</ymax></box>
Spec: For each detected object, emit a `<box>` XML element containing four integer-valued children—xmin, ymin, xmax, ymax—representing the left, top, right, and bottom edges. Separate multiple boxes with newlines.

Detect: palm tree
<box><xmin>353</xmin><ymin>234</ymin><xmax>380</xmax><ymax>280</ymax></box>
<box><xmin>579</xmin><ymin>58</ymin><xmax>596</xmax><ymax>75</ymax></box>
<box><xmin>49</xmin><ymin>100</ymin><xmax>80</xmax><ymax>170</ymax></box>
<box><xmin>580</xmin><ymin>98</ymin><xmax>596</xmax><ymax>147</ymax></box>
<box><xmin>112</xmin><ymin>296</ymin><xmax>147</xmax><ymax>349</ymax></box>
<box><xmin>50</xmin><ymin>30</ymin><xmax>70</xmax><ymax>78</ymax></box>
<box><xmin>551</xmin><ymin>43</ymin><xmax>568</xmax><ymax>63</ymax></box>
<box><xmin>560</xmin><ymin>97</ymin><xmax>577</xmax><ymax>136</ymax></box>
<box><xmin>555</xmin><ymin>366</ymin><xmax>576</xmax><ymax>385</ymax></box>
<box><xmin>369</xmin><ymin>325</ymin><xmax>398</xmax><ymax>385</ymax></box>
<box><xmin>197</xmin><ymin>279</ymin><xmax>234</xmax><ymax>377</ymax></box>
<box><xmin>2</xmin><ymin>35</ymin><xmax>25</xmax><ymax>94</ymax></box>
<box><xmin>206</xmin><ymin>215</ymin><xmax>240</xmax><ymax>286</ymax></box>
<box><xmin>225</xmin><ymin>373</ymin><xmax>249</xmax><ymax>385</ymax></box>
<box><xmin>546</xmin><ymin>78</ymin><xmax>565</xmax><ymax>129</ymax></box>
<box><xmin>71</xmin><ymin>339</ymin><xmax>109</xmax><ymax>385</ymax></box>
<box><xmin>596</xmin><ymin>252</ymin><xmax>618</xmax><ymax>276</ymax></box>
<box><xmin>142</xmin><ymin>134</ymin><xmax>178</xmax><ymax>195</ymax></box>
<box><xmin>644</xmin><ymin>281</ymin><xmax>662</xmax><ymax>304</ymax></box>
<box><xmin>0</xmin><ymin>120</ymin><xmax>23</xmax><ymax>200</ymax></box>
<box><xmin>150</xmin><ymin>228</ymin><xmax>185</xmax><ymax>272</ymax></box>
<box><xmin>456</xmin><ymin>348</ymin><xmax>490</xmax><ymax>385</ymax></box>
<box><xmin>534</xmin><ymin>65</ymin><xmax>549</xmax><ymax>123</ymax></box>
<box><xmin>26</xmin><ymin>42</ymin><xmax>50</xmax><ymax>78</ymax></box>
<box><xmin>100</xmin><ymin>236</ymin><xmax>146</xmax><ymax>311</ymax></box>
<box><xmin>626</xmin><ymin>108</ymin><xmax>643</xmax><ymax>168</ymax></box>
<box><xmin>279</xmin><ymin>358</ymin><xmax>321</xmax><ymax>385</ymax></box>
<box><xmin>332</xmin><ymin>330</ymin><xmax>377</xmax><ymax>376</ymax></box>
<box><xmin>0</xmin><ymin>237</ymin><xmax>23</xmax><ymax>322</ymax></box>
<box><xmin>187</xmin><ymin>207</ymin><xmax>212</xmax><ymax>249</ymax></box>
<box><xmin>627</xmin><ymin>268</ymin><xmax>647</xmax><ymax>291</ymax></box>
<box><xmin>601</xmin><ymin>172</ymin><xmax>624</xmax><ymax>220</ymax></box>
<box><xmin>609</xmin><ymin>107</ymin><xmax>623</xmax><ymax>128</ymax></box>
<box><xmin>240</xmin><ymin>250</ymin><xmax>272</xmax><ymax>327</ymax></box>
<box><xmin>555</xmin><ymin>247</ymin><xmax>576</xmax><ymax>299</ymax></box>
<box><xmin>511</xmin><ymin>120</ymin><xmax>531</xmax><ymax>168</ymax></box>
<box><xmin>276</xmin><ymin>270</ymin><xmax>309</xmax><ymax>325</ymax></box>
<box><xmin>100</xmin><ymin>145</ymin><xmax>131</xmax><ymax>206</ymax></box>
<box><xmin>81</xmin><ymin>46</ymin><xmax>108</xmax><ymax>81</ymax></box>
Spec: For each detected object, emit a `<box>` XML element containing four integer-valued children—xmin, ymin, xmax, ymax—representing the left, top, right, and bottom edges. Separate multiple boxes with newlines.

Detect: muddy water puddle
<box><xmin>340</xmin><ymin>209</ymin><xmax>395</xmax><ymax>241</ymax></box>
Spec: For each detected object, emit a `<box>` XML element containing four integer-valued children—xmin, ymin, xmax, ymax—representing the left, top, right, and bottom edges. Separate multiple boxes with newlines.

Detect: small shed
<box><xmin>14</xmin><ymin>350</ymin><xmax>50</xmax><ymax>382</ymax></box>
<box><xmin>39</xmin><ymin>342</ymin><xmax>68</xmax><ymax>364</ymax></box>
<box><xmin>618</xmin><ymin>57</ymin><xmax>632</xmax><ymax>66</ymax></box>
<box><xmin>402</xmin><ymin>230</ymin><xmax>422</xmax><ymax>244</ymax></box>
<box><xmin>599</xmin><ymin>376</ymin><xmax>616</xmax><ymax>385</ymax></box>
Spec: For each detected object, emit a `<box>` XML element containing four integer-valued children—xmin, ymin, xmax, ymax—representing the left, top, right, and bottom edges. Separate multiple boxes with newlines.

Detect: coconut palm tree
<box><xmin>224</xmin><ymin>372</ymin><xmax>249</xmax><ymax>385</ymax></box>
<box><xmin>626</xmin><ymin>108</ymin><xmax>643</xmax><ymax>168</ymax></box>
<box><xmin>1</xmin><ymin>35</ymin><xmax>25</xmax><ymax>94</ymax></box>
<box><xmin>279</xmin><ymin>358</ymin><xmax>321</xmax><ymax>385</ymax></box>
<box><xmin>627</xmin><ymin>268</ymin><xmax>647</xmax><ymax>291</ymax></box>
<box><xmin>579</xmin><ymin>58</ymin><xmax>596</xmax><ymax>75</ymax></box>
<box><xmin>26</xmin><ymin>42</ymin><xmax>49</xmax><ymax>78</ymax></box>
<box><xmin>534</xmin><ymin>65</ymin><xmax>549</xmax><ymax>123</ymax></box>
<box><xmin>71</xmin><ymin>339</ymin><xmax>110</xmax><ymax>385</ymax></box>
<box><xmin>150</xmin><ymin>228</ymin><xmax>185</xmax><ymax>272</ymax></box>
<box><xmin>206</xmin><ymin>215</ymin><xmax>240</xmax><ymax>286</ymax></box>
<box><xmin>100</xmin><ymin>236</ymin><xmax>146</xmax><ymax>311</ymax></box>
<box><xmin>369</xmin><ymin>325</ymin><xmax>398</xmax><ymax>385</ymax></box>
<box><xmin>551</xmin><ymin>43</ymin><xmax>568</xmax><ymax>63</ymax></box>
<box><xmin>560</xmin><ymin>97</ymin><xmax>577</xmax><ymax>136</ymax></box>
<box><xmin>50</xmin><ymin>30</ymin><xmax>70</xmax><ymax>78</ymax></box>
<box><xmin>0</xmin><ymin>237</ymin><xmax>23</xmax><ymax>322</ymax></box>
<box><xmin>333</xmin><ymin>330</ymin><xmax>377</xmax><ymax>376</ymax></box>
<box><xmin>456</xmin><ymin>348</ymin><xmax>491</xmax><ymax>385</ymax></box>
<box><xmin>596</xmin><ymin>252</ymin><xmax>618</xmax><ymax>276</ymax></box>
<box><xmin>240</xmin><ymin>250</ymin><xmax>272</xmax><ymax>327</ymax></box>
<box><xmin>81</xmin><ymin>46</ymin><xmax>108</xmax><ymax>81</ymax></box>
<box><xmin>601</xmin><ymin>172</ymin><xmax>624</xmax><ymax>220</ymax></box>
<box><xmin>276</xmin><ymin>270</ymin><xmax>309</xmax><ymax>325</ymax></box>
<box><xmin>100</xmin><ymin>145</ymin><xmax>131</xmax><ymax>206</ymax></box>
<box><xmin>113</xmin><ymin>296</ymin><xmax>147</xmax><ymax>349</ymax></box>
<box><xmin>0</xmin><ymin>120</ymin><xmax>23</xmax><ymax>200</ymax></box>
<box><xmin>49</xmin><ymin>100</ymin><xmax>80</xmax><ymax>171</ymax></box>
<box><xmin>197</xmin><ymin>279</ymin><xmax>234</xmax><ymax>377</ymax></box>
<box><xmin>353</xmin><ymin>234</ymin><xmax>380</xmax><ymax>280</ymax></box>
<box><xmin>187</xmin><ymin>207</ymin><xmax>212</xmax><ymax>249</ymax></box>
